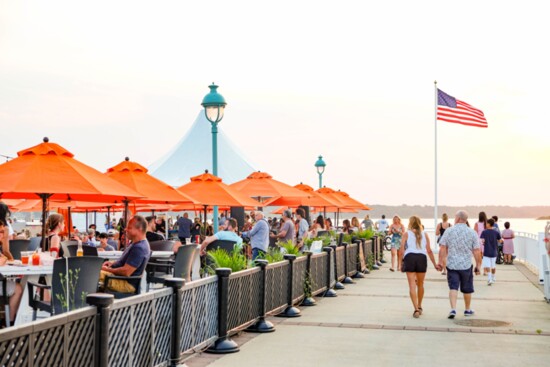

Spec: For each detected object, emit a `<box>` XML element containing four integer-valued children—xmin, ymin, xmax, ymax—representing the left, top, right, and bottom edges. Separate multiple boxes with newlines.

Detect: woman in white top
<box><xmin>399</xmin><ymin>216</ymin><xmax>438</xmax><ymax>318</ymax></box>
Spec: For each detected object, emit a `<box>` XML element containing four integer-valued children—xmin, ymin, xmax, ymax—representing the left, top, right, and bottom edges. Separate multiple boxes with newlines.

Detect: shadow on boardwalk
<box><xmin>188</xmin><ymin>258</ymin><xmax>550</xmax><ymax>367</ymax></box>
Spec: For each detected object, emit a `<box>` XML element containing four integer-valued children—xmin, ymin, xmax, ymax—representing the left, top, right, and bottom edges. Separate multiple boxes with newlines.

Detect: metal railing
<box><xmin>0</xmin><ymin>240</ymin><xmax>376</xmax><ymax>366</ymax></box>
<box><xmin>514</xmin><ymin>232</ymin><xmax>547</xmax><ymax>283</ymax></box>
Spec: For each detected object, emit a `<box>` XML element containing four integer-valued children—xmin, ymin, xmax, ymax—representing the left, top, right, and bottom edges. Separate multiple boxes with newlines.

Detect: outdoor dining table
<box><xmin>98</xmin><ymin>250</ymin><xmax>173</xmax><ymax>260</ymax></box>
<box><xmin>0</xmin><ymin>264</ymin><xmax>53</xmax><ymax>327</ymax></box>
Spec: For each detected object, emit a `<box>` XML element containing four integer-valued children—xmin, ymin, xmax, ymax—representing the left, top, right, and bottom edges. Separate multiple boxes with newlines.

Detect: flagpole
<box><xmin>434</xmin><ymin>81</ymin><xmax>438</xmax><ymax>237</ymax></box>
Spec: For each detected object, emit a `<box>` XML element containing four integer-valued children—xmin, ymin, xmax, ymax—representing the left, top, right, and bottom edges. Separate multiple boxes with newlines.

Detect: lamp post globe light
<box><xmin>202</xmin><ymin>83</ymin><xmax>227</xmax><ymax>232</ymax></box>
<box><xmin>314</xmin><ymin>155</ymin><xmax>326</xmax><ymax>189</ymax></box>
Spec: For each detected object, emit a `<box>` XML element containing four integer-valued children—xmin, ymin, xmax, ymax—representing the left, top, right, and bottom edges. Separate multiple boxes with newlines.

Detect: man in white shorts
<box><xmin>480</xmin><ymin>218</ymin><xmax>502</xmax><ymax>285</ymax></box>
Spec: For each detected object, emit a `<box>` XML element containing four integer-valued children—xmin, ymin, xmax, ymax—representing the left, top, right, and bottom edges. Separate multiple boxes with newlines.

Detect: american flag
<box><xmin>437</xmin><ymin>89</ymin><xmax>488</xmax><ymax>128</ymax></box>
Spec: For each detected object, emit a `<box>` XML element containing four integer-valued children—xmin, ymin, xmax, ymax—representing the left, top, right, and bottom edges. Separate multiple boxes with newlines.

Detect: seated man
<box><xmin>145</xmin><ymin>216</ymin><xmax>165</xmax><ymax>243</ymax></box>
<box><xmin>99</xmin><ymin>216</ymin><xmax>151</xmax><ymax>293</ymax></box>
<box><xmin>0</xmin><ymin>222</ymin><xmax>23</xmax><ymax>324</ymax></box>
<box><xmin>200</xmin><ymin>218</ymin><xmax>242</xmax><ymax>254</ymax></box>
<box><xmin>97</xmin><ymin>232</ymin><xmax>115</xmax><ymax>251</ymax></box>
<box><xmin>106</xmin><ymin>229</ymin><xmax>119</xmax><ymax>249</ymax></box>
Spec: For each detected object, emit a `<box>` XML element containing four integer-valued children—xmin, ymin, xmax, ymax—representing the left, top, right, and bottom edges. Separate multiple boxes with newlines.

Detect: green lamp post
<box><xmin>314</xmin><ymin>155</ymin><xmax>326</xmax><ymax>189</ymax></box>
<box><xmin>202</xmin><ymin>83</ymin><xmax>227</xmax><ymax>232</ymax></box>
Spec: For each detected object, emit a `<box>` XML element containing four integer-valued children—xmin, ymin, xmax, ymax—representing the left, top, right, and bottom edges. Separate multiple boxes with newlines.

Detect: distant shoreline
<box><xmin>364</xmin><ymin>205</ymin><xmax>550</xmax><ymax>219</ymax></box>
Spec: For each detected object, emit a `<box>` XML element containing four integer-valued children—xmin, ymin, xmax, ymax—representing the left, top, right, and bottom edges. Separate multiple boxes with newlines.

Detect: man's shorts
<box><xmin>447</xmin><ymin>266</ymin><xmax>474</xmax><ymax>294</ymax></box>
<box><xmin>482</xmin><ymin>256</ymin><xmax>497</xmax><ymax>269</ymax></box>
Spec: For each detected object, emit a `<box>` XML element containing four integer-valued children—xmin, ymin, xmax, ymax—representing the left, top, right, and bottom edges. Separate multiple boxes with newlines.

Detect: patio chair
<box><xmin>147</xmin><ymin>245</ymin><xmax>199</xmax><ymax>289</ymax></box>
<box><xmin>28</xmin><ymin>237</ymin><xmax>41</xmax><ymax>251</ymax></box>
<box><xmin>103</xmin><ymin>255</ymin><xmax>151</xmax><ymax>299</ymax></box>
<box><xmin>149</xmin><ymin>240</ymin><xmax>176</xmax><ymax>252</ymax></box>
<box><xmin>27</xmin><ymin>257</ymin><xmax>104</xmax><ymax>319</ymax></box>
<box><xmin>7</xmin><ymin>239</ymin><xmax>29</xmax><ymax>260</ymax></box>
<box><xmin>316</xmin><ymin>230</ymin><xmax>328</xmax><ymax>237</ymax></box>
<box><xmin>205</xmin><ymin>240</ymin><xmax>237</xmax><ymax>253</ymax></box>
<box><xmin>0</xmin><ymin>274</ymin><xmax>11</xmax><ymax>327</ymax></box>
<box><xmin>61</xmin><ymin>240</ymin><xmax>79</xmax><ymax>257</ymax></box>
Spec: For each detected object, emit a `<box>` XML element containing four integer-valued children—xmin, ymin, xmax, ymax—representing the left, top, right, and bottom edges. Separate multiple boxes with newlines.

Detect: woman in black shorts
<box><xmin>399</xmin><ymin>216</ymin><xmax>438</xmax><ymax>318</ymax></box>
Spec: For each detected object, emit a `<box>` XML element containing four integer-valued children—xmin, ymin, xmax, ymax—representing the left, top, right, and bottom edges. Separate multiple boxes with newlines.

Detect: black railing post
<box><xmin>277</xmin><ymin>254</ymin><xmax>301</xmax><ymax>317</ymax></box>
<box><xmin>378</xmin><ymin>234</ymin><xmax>386</xmax><ymax>264</ymax></box>
<box><xmin>206</xmin><ymin>268</ymin><xmax>239</xmax><ymax>354</ymax></box>
<box><xmin>362</xmin><ymin>239</ymin><xmax>370</xmax><ymax>274</ymax></box>
<box><xmin>330</xmin><ymin>245</ymin><xmax>345</xmax><ymax>290</ymax></box>
<box><xmin>87</xmin><ymin>293</ymin><xmax>114</xmax><ymax>367</ymax></box>
<box><xmin>341</xmin><ymin>242</ymin><xmax>354</xmax><ymax>284</ymax></box>
<box><xmin>246</xmin><ymin>260</ymin><xmax>275</xmax><ymax>332</ymax></box>
<box><xmin>372</xmin><ymin>236</ymin><xmax>380</xmax><ymax>270</ymax></box>
<box><xmin>164</xmin><ymin>278</ymin><xmax>185</xmax><ymax>367</ymax></box>
<box><xmin>353</xmin><ymin>240</ymin><xmax>365</xmax><ymax>279</ymax></box>
<box><xmin>302</xmin><ymin>252</ymin><xmax>316</xmax><ymax>306</ymax></box>
<box><xmin>322</xmin><ymin>247</ymin><xmax>337</xmax><ymax>297</ymax></box>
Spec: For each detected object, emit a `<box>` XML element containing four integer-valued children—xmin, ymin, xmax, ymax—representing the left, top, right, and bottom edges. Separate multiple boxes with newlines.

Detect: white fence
<box><xmin>514</xmin><ymin>232</ymin><xmax>548</xmax><ymax>283</ymax></box>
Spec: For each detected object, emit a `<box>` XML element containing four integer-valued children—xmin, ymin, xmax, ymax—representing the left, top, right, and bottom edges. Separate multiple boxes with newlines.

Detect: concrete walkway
<box><xmin>188</xmin><ymin>258</ymin><xmax>550</xmax><ymax>367</ymax></box>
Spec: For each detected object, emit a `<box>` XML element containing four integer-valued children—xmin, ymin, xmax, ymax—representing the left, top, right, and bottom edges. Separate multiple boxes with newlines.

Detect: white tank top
<box><xmin>404</xmin><ymin>230</ymin><xmax>427</xmax><ymax>257</ymax></box>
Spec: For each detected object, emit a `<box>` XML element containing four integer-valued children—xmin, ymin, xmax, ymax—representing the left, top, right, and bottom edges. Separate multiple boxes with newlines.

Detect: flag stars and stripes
<box><xmin>437</xmin><ymin>89</ymin><xmax>488</xmax><ymax>128</ymax></box>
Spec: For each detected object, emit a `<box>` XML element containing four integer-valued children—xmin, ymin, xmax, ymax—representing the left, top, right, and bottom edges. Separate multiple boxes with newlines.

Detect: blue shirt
<box><xmin>214</xmin><ymin>231</ymin><xmax>243</xmax><ymax>249</ymax></box>
<box><xmin>112</xmin><ymin>239</ymin><xmax>151</xmax><ymax>276</ymax></box>
<box><xmin>242</xmin><ymin>219</ymin><xmax>269</xmax><ymax>252</ymax></box>
<box><xmin>177</xmin><ymin>217</ymin><xmax>192</xmax><ymax>238</ymax></box>
<box><xmin>298</xmin><ymin>218</ymin><xmax>309</xmax><ymax>240</ymax></box>
<box><xmin>480</xmin><ymin>228</ymin><xmax>501</xmax><ymax>258</ymax></box>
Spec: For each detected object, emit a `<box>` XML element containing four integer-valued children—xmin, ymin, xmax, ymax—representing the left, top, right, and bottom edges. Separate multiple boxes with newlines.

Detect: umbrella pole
<box><xmin>94</xmin><ymin>211</ymin><xmax>97</xmax><ymax>226</ymax></box>
<box><xmin>40</xmin><ymin>194</ymin><xmax>51</xmax><ymax>251</ymax></box>
<box><xmin>68</xmin><ymin>207</ymin><xmax>72</xmax><ymax>239</ymax></box>
<box><xmin>85</xmin><ymin>209</ymin><xmax>88</xmax><ymax>229</ymax></box>
<box><xmin>107</xmin><ymin>207</ymin><xmax>111</xmax><ymax>229</ymax></box>
<box><xmin>123</xmin><ymin>200</ymin><xmax>129</xmax><ymax>248</ymax></box>
<box><xmin>203</xmin><ymin>205</ymin><xmax>207</xmax><ymax>236</ymax></box>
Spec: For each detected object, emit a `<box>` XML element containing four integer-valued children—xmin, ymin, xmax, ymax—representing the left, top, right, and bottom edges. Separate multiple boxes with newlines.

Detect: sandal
<box><xmin>389</xmin><ymin>268</ymin><xmax>395</xmax><ymax>272</ymax></box>
<box><xmin>418</xmin><ymin>308</ymin><xmax>423</xmax><ymax>315</ymax></box>
<box><xmin>413</xmin><ymin>309</ymin><xmax>421</xmax><ymax>318</ymax></box>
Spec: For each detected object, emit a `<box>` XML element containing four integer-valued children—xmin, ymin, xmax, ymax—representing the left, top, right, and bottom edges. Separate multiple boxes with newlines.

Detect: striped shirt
<box><xmin>439</xmin><ymin>223</ymin><xmax>479</xmax><ymax>270</ymax></box>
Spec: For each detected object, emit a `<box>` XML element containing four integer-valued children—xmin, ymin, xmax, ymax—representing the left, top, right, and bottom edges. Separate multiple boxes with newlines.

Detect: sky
<box><xmin>1</xmin><ymin>0</ymin><xmax>549</xmax><ymax>207</ymax></box>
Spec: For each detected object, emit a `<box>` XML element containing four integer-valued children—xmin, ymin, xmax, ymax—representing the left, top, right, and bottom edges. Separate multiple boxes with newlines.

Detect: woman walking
<box><xmin>389</xmin><ymin>216</ymin><xmax>405</xmax><ymax>272</ymax></box>
<box><xmin>436</xmin><ymin>213</ymin><xmax>452</xmax><ymax>275</ymax></box>
<box><xmin>501</xmin><ymin>222</ymin><xmax>515</xmax><ymax>264</ymax></box>
<box><xmin>399</xmin><ymin>216</ymin><xmax>438</xmax><ymax>318</ymax></box>
<box><xmin>474</xmin><ymin>212</ymin><xmax>488</xmax><ymax>274</ymax></box>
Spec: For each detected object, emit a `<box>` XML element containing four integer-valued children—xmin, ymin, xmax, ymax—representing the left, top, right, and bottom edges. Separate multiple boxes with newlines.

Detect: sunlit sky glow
<box><xmin>1</xmin><ymin>0</ymin><xmax>549</xmax><ymax>206</ymax></box>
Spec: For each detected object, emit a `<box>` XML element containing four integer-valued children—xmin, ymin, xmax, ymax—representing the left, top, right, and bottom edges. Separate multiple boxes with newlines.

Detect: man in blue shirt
<box><xmin>242</xmin><ymin>212</ymin><xmax>269</xmax><ymax>260</ymax></box>
<box><xmin>100</xmin><ymin>215</ymin><xmax>151</xmax><ymax>293</ymax></box>
<box><xmin>480</xmin><ymin>218</ymin><xmax>503</xmax><ymax>285</ymax></box>
<box><xmin>296</xmin><ymin>208</ymin><xmax>309</xmax><ymax>248</ymax></box>
<box><xmin>177</xmin><ymin>213</ymin><xmax>192</xmax><ymax>242</ymax></box>
<box><xmin>201</xmin><ymin>218</ymin><xmax>243</xmax><ymax>254</ymax></box>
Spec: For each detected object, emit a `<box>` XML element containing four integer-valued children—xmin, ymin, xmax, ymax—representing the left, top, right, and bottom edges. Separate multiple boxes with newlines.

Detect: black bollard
<box><xmin>301</xmin><ymin>252</ymin><xmax>316</xmax><ymax>306</ymax></box>
<box><xmin>342</xmin><ymin>242</ymin><xmax>354</xmax><ymax>284</ymax></box>
<box><xmin>164</xmin><ymin>278</ymin><xmax>185</xmax><ymax>367</ymax></box>
<box><xmin>330</xmin><ymin>245</ymin><xmax>345</xmax><ymax>290</ymax></box>
<box><xmin>372</xmin><ymin>236</ymin><xmax>380</xmax><ymax>270</ymax></box>
<box><xmin>246</xmin><ymin>260</ymin><xmax>275</xmax><ymax>332</ymax></box>
<box><xmin>322</xmin><ymin>247</ymin><xmax>337</xmax><ymax>297</ymax></box>
<box><xmin>87</xmin><ymin>293</ymin><xmax>115</xmax><ymax>367</ymax></box>
<box><xmin>206</xmin><ymin>268</ymin><xmax>239</xmax><ymax>354</ymax></box>
<box><xmin>353</xmin><ymin>240</ymin><xmax>365</xmax><ymax>279</ymax></box>
<box><xmin>277</xmin><ymin>254</ymin><xmax>301</xmax><ymax>317</ymax></box>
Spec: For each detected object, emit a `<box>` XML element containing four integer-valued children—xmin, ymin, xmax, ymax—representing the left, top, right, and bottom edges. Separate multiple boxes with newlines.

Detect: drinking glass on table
<box><xmin>21</xmin><ymin>251</ymin><xmax>31</xmax><ymax>265</ymax></box>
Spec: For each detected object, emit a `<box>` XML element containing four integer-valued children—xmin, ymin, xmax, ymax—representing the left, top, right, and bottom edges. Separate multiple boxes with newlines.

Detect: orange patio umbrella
<box><xmin>332</xmin><ymin>190</ymin><xmax>371</xmax><ymax>211</ymax></box>
<box><xmin>176</xmin><ymin>171</ymin><xmax>262</xmax><ymax>227</ymax></box>
<box><xmin>230</xmin><ymin>171</ymin><xmax>310</xmax><ymax>203</ymax></box>
<box><xmin>264</xmin><ymin>183</ymin><xmax>340</xmax><ymax>208</ymax></box>
<box><xmin>0</xmin><ymin>138</ymin><xmax>143</xmax><ymax>247</ymax></box>
<box><xmin>105</xmin><ymin>158</ymin><xmax>197</xmax><ymax>205</ymax></box>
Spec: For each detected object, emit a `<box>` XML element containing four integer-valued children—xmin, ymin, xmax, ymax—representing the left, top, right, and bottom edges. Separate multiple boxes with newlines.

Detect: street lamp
<box><xmin>202</xmin><ymin>83</ymin><xmax>227</xmax><ymax>232</ymax></box>
<box><xmin>314</xmin><ymin>155</ymin><xmax>326</xmax><ymax>189</ymax></box>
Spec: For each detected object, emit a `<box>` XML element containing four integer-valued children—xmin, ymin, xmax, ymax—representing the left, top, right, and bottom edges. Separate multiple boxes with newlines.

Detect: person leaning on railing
<box><xmin>99</xmin><ymin>216</ymin><xmax>151</xmax><ymax>294</ymax></box>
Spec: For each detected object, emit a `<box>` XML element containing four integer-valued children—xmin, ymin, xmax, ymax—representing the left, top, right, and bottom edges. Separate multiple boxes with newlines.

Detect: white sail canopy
<box><xmin>149</xmin><ymin>110</ymin><xmax>256</xmax><ymax>186</ymax></box>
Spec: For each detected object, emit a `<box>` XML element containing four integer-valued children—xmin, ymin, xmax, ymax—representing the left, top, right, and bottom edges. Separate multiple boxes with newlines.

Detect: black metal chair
<box><xmin>149</xmin><ymin>240</ymin><xmax>176</xmax><ymax>252</ymax></box>
<box><xmin>0</xmin><ymin>275</ymin><xmax>11</xmax><ymax>327</ymax></box>
<box><xmin>205</xmin><ymin>240</ymin><xmax>237</xmax><ymax>253</ymax></box>
<box><xmin>338</xmin><ymin>233</ymin><xmax>344</xmax><ymax>246</ymax></box>
<box><xmin>82</xmin><ymin>245</ymin><xmax>98</xmax><ymax>256</ymax></box>
<box><xmin>147</xmin><ymin>245</ymin><xmax>199</xmax><ymax>289</ymax></box>
<box><xmin>65</xmin><ymin>244</ymin><xmax>79</xmax><ymax>257</ymax></box>
<box><xmin>317</xmin><ymin>230</ymin><xmax>329</xmax><ymax>237</ymax></box>
<box><xmin>61</xmin><ymin>240</ymin><xmax>79</xmax><ymax>257</ymax></box>
<box><xmin>104</xmin><ymin>255</ymin><xmax>151</xmax><ymax>299</ymax></box>
<box><xmin>7</xmin><ymin>239</ymin><xmax>30</xmax><ymax>260</ymax></box>
<box><xmin>28</xmin><ymin>237</ymin><xmax>41</xmax><ymax>251</ymax></box>
<box><xmin>27</xmin><ymin>257</ymin><xmax>104</xmax><ymax>319</ymax></box>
